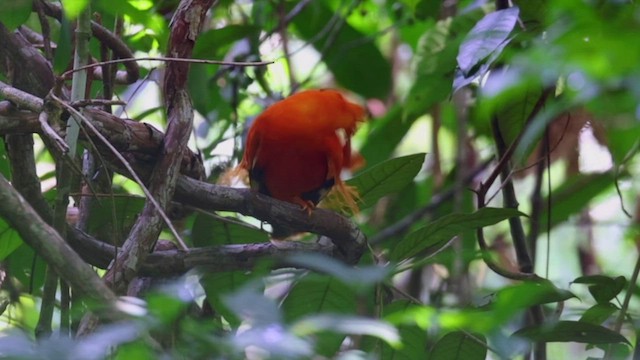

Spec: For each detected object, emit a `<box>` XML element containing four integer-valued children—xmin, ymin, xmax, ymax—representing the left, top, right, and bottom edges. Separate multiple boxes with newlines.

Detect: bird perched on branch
<box><xmin>234</xmin><ymin>89</ymin><xmax>366</xmax><ymax>219</ymax></box>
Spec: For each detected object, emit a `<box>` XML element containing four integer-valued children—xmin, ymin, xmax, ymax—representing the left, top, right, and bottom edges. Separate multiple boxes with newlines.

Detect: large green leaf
<box><xmin>360</xmin><ymin>106</ymin><xmax>414</xmax><ymax>167</ymax></box>
<box><xmin>0</xmin><ymin>0</ymin><xmax>32</xmax><ymax>31</ymax></box>
<box><xmin>390</xmin><ymin>207</ymin><xmax>525</xmax><ymax>260</ymax></box>
<box><xmin>572</xmin><ymin>275</ymin><xmax>626</xmax><ymax>304</ymax></box>
<box><xmin>191</xmin><ymin>212</ymin><xmax>268</xmax><ymax>247</ymax></box>
<box><xmin>429</xmin><ymin>331</ymin><xmax>487</xmax><ymax>360</ymax></box>
<box><xmin>282</xmin><ymin>274</ymin><xmax>357</xmax><ymax>356</ymax></box>
<box><xmin>513</xmin><ymin>320</ymin><xmax>630</xmax><ymax>345</ymax></box>
<box><xmin>579</xmin><ymin>303</ymin><xmax>618</xmax><ymax>325</ymax></box>
<box><xmin>347</xmin><ymin>153</ymin><xmax>426</xmax><ymax>210</ymax></box>
<box><xmin>493</xmin><ymin>280</ymin><xmax>576</xmax><ymax>316</ymax></box>
<box><xmin>87</xmin><ymin>196</ymin><xmax>145</xmax><ymax>245</ymax></box>
<box><xmin>288</xmin><ymin>2</ymin><xmax>391</xmax><ymax>99</ymax></box>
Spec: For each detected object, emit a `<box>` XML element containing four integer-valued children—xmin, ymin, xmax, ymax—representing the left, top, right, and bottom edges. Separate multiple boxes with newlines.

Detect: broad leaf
<box><xmin>191</xmin><ymin>212</ymin><xmax>268</xmax><ymax>247</ymax></box>
<box><xmin>347</xmin><ymin>153</ymin><xmax>426</xmax><ymax>210</ymax></box>
<box><xmin>282</xmin><ymin>275</ymin><xmax>357</xmax><ymax>356</ymax></box>
<box><xmin>494</xmin><ymin>280</ymin><xmax>576</xmax><ymax>315</ymax></box>
<box><xmin>391</xmin><ymin>207</ymin><xmax>524</xmax><ymax>260</ymax></box>
<box><xmin>579</xmin><ymin>303</ymin><xmax>618</xmax><ymax>325</ymax></box>
<box><xmin>513</xmin><ymin>320</ymin><xmax>630</xmax><ymax>345</ymax></box>
<box><xmin>430</xmin><ymin>331</ymin><xmax>487</xmax><ymax>360</ymax></box>
<box><xmin>573</xmin><ymin>275</ymin><xmax>626</xmax><ymax>304</ymax></box>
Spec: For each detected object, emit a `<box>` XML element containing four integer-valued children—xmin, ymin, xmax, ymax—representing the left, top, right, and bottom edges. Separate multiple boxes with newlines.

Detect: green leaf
<box><xmin>292</xmin><ymin>315</ymin><xmax>400</xmax><ymax>347</ymax></box>
<box><xmin>573</xmin><ymin>275</ymin><xmax>626</xmax><ymax>304</ymax></box>
<box><xmin>494</xmin><ymin>280</ymin><xmax>576</xmax><ymax>314</ymax></box>
<box><xmin>0</xmin><ymin>217</ymin><xmax>23</xmax><ymax>260</ymax></box>
<box><xmin>87</xmin><ymin>196</ymin><xmax>145</xmax><ymax>245</ymax></box>
<box><xmin>513</xmin><ymin>320</ymin><xmax>630</xmax><ymax>345</ymax></box>
<box><xmin>201</xmin><ymin>271</ymin><xmax>255</xmax><ymax>328</ymax></box>
<box><xmin>429</xmin><ymin>331</ymin><xmax>487</xmax><ymax>360</ymax></box>
<box><xmin>282</xmin><ymin>275</ymin><xmax>357</xmax><ymax>356</ymax></box>
<box><xmin>579</xmin><ymin>303</ymin><xmax>618</xmax><ymax>325</ymax></box>
<box><xmin>0</xmin><ymin>0</ymin><xmax>32</xmax><ymax>31</ymax></box>
<box><xmin>360</xmin><ymin>106</ymin><xmax>414</xmax><ymax>167</ymax></box>
<box><xmin>347</xmin><ymin>153</ymin><xmax>425</xmax><ymax>210</ymax></box>
<box><xmin>193</xmin><ymin>25</ymin><xmax>260</xmax><ymax>59</ymax></box>
<box><xmin>390</xmin><ymin>207</ymin><xmax>525</xmax><ymax>260</ymax></box>
<box><xmin>405</xmin><ymin>9</ymin><xmax>483</xmax><ymax>118</ymax></box>
<box><xmin>288</xmin><ymin>2</ymin><xmax>391</xmax><ymax>99</ymax></box>
<box><xmin>191</xmin><ymin>212</ymin><xmax>268</xmax><ymax>247</ymax></box>
<box><xmin>61</xmin><ymin>0</ymin><xmax>89</xmax><ymax>19</ymax></box>
<box><xmin>456</xmin><ymin>7</ymin><xmax>520</xmax><ymax>77</ymax></box>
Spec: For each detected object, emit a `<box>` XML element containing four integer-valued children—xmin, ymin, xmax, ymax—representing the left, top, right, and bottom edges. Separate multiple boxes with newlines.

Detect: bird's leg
<box><xmin>292</xmin><ymin>197</ymin><xmax>316</xmax><ymax>215</ymax></box>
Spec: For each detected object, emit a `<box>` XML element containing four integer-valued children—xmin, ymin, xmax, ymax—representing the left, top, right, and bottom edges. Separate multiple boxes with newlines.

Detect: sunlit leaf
<box><xmin>390</xmin><ymin>207</ymin><xmax>525</xmax><ymax>260</ymax></box>
<box><xmin>0</xmin><ymin>217</ymin><xmax>22</xmax><ymax>260</ymax></box>
<box><xmin>347</xmin><ymin>153</ymin><xmax>425</xmax><ymax>210</ymax></box>
<box><xmin>494</xmin><ymin>280</ymin><xmax>576</xmax><ymax>313</ymax></box>
<box><xmin>61</xmin><ymin>0</ymin><xmax>90</xmax><ymax>19</ymax></box>
<box><xmin>513</xmin><ymin>320</ymin><xmax>630</xmax><ymax>345</ymax></box>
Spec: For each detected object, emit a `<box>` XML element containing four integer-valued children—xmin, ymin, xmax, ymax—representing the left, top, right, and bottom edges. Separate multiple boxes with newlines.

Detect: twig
<box><xmin>61</xmin><ymin>56</ymin><xmax>273</xmax><ymax>79</ymax></box>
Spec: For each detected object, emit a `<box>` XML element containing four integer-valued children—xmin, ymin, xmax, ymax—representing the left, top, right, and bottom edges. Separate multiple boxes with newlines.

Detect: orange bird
<box><xmin>238</xmin><ymin>89</ymin><xmax>366</xmax><ymax>213</ymax></box>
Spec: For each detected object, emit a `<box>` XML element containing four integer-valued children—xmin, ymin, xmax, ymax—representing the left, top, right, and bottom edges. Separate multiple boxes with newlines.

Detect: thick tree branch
<box><xmin>0</xmin><ymin>174</ymin><xmax>118</xmax><ymax>305</ymax></box>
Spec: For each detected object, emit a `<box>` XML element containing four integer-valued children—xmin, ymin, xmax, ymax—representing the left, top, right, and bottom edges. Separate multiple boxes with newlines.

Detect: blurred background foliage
<box><xmin>0</xmin><ymin>0</ymin><xmax>639</xmax><ymax>359</ymax></box>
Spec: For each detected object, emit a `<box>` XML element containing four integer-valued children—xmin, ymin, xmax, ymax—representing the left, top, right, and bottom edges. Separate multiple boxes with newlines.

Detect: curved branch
<box><xmin>40</xmin><ymin>1</ymin><xmax>140</xmax><ymax>84</ymax></box>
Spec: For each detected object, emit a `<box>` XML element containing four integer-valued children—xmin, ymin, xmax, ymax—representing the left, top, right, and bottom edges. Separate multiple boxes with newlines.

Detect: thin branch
<box><xmin>60</xmin><ymin>56</ymin><xmax>273</xmax><ymax>80</ymax></box>
<box><xmin>103</xmin><ymin>0</ymin><xmax>215</xmax><ymax>293</ymax></box>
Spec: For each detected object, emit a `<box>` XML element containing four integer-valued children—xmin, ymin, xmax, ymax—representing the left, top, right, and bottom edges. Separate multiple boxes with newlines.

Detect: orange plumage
<box><xmin>238</xmin><ymin>89</ymin><xmax>366</xmax><ymax>212</ymax></box>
